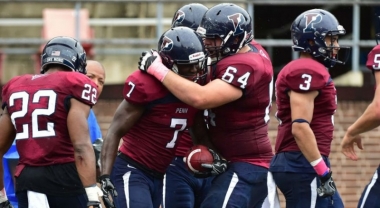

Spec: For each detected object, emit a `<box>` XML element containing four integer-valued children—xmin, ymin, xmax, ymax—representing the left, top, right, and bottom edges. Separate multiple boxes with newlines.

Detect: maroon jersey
<box><xmin>207</xmin><ymin>47</ymin><xmax>274</xmax><ymax>168</ymax></box>
<box><xmin>366</xmin><ymin>45</ymin><xmax>380</xmax><ymax>71</ymax></box>
<box><xmin>275</xmin><ymin>58</ymin><xmax>337</xmax><ymax>156</ymax></box>
<box><xmin>250</xmin><ymin>40</ymin><xmax>271</xmax><ymax>62</ymax></box>
<box><xmin>174</xmin><ymin>130</ymin><xmax>193</xmax><ymax>157</ymax></box>
<box><xmin>119</xmin><ymin>71</ymin><xmax>199</xmax><ymax>174</ymax></box>
<box><xmin>1</xmin><ymin>72</ymin><xmax>97</xmax><ymax>166</ymax></box>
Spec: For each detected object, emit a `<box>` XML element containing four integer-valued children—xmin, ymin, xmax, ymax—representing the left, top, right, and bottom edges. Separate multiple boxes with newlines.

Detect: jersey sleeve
<box><xmin>366</xmin><ymin>45</ymin><xmax>380</xmax><ymax>71</ymax></box>
<box><xmin>65</xmin><ymin>73</ymin><xmax>98</xmax><ymax>107</ymax></box>
<box><xmin>123</xmin><ymin>73</ymin><xmax>148</xmax><ymax>105</ymax></box>
<box><xmin>215</xmin><ymin>63</ymin><xmax>252</xmax><ymax>90</ymax></box>
<box><xmin>285</xmin><ymin>68</ymin><xmax>329</xmax><ymax>92</ymax></box>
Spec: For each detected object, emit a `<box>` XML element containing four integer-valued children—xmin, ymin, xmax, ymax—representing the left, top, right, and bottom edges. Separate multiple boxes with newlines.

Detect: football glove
<box><xmin>87</xmin><ymin>201</ymin><xmax>102</xmax><ymax>208</ymax></box>
<box><xmin>317</xmin><ymin>170</ymin><xmax>336</xmax><ymax>198</ymax></box>
<box><xmin>99</xmin><ymin>175</ymin><xmax>117</xmax><ymax>208</ymax></box>
<box><xmin>200</xmin><ymin>149</ymin><xmax>227</xmax><ymax>176</ymax></box>
<box><xmin>138</xmin><ymin>50</ymin><xmax>158</xmax><ymax>73</ymax></box>
<box><xmin>0</xmin><ymin>201</ymin><xmax>13</xmax><ymax>208</ymax></box>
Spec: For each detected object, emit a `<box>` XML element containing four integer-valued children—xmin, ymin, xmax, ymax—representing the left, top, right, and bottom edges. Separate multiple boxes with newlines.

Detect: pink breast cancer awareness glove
<box><xmin>138</xmin><ymin>50</ymin><xmax>169</xmax><ymax>82</ymax></box>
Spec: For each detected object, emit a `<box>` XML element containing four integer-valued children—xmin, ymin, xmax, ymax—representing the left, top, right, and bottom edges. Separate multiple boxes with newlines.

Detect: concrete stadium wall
<box><xmin>93</xmin><ymin>100</ymin><xmax>378</xmax><ymax>208</ymax></box>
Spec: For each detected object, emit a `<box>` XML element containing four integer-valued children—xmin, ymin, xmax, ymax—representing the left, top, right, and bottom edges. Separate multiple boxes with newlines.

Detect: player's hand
<box><xmin>317</xmin><ymin>170</ymin><xmax>336</xmax><ymax>198</ymax></box>
<box><xmin>99</xmin><ymin>175</ymin><xmax>117</xmax><ymax>208</ymax></box>
<box><xmin>341</xmin><ymin>132</ymin><xmax>363</xmax><ymax>161</ymax></box>
<box><xmin>138</xmin><ymin>50</ymin><xmax>169</xmax><ymax>82</ymax></box>
<box><xmin>201</xmin><ymin>149</ymin><xmax>227</xmax><ymax>176</ymax></box>
<box><xmin>138</xmin><ymin>50</ymin><xmax>160</xmax><ymax>74</ymax></box>
<box><xmin>0</xmin><ymin>200</ymin><xmax>13</xmax><ymax>208</ymax></box>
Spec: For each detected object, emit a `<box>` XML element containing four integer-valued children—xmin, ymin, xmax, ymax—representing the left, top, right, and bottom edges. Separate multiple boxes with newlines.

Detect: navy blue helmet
<box><xmin>158</xmin><ymin>27</ymin><xmax>207</xmax><ymax>83</ymax></box>
<box><xmin>41</xmin><ymin>36</ymin><xmax>87</xmax><ymax>74</ymax></box>
<box><xmin>291</xmin><ymin>9</ymin><xmax>351</xmax><ymax>68</ymax></box>
<box><xmin>171</xmin><ymin>3</ymin><xmax>208</xmax><ymax>30</ymax></box>
<box><xmin>196</xmin><ymin>3</ymin><xmax>253</xmax><ymax>58</ymax></box>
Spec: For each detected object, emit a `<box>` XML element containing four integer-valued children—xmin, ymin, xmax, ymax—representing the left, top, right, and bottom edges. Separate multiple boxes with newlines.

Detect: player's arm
<box><xmin>100</xmin><ymin>99</ymin><xmax>145</xmax><ymax>176</ymax></box>
<box><xmin>341</xmin><ymin>71</ymin><xmax>380</xmax><ymax>160</ymax></box>
<box><xmin>162</xmin><ymin>73</ymin><xmax>242</xmax><ymax>109</ymax></box>
<box><xmin>289</xmin><ymin>90</ymin><xmax>330</xmax><ymax>176</ymax></box>
<box><xmin>67</xmin><ymin>98</ymin><xmax>97</xmax><ymax>186</ymax></box>
<box><xmin>0</xmin><ymin>107</ymin><xmax>16</xmax><ymax>203</ymax></box>
<box><xmin>139</xmin><ymin>52</ymin><xmax>242</xmax><ymax>109</ymax></box>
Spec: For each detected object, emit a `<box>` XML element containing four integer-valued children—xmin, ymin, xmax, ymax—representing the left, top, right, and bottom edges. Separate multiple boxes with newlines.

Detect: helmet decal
<box><xmin>158</xmin><ymin>27</ymin><xmax>207</xmax><ymax>84</ymax></box>
<box><xmin>161</xmin><ymin>36</ymin><xmax>173</xmax><ymax>51</ymax></box>
<box><xmin>51</xmin><ymin>50</ymin><xmax>61</xmax><ymax>56</ymax></box>
<box><xmin>303</xmin><ymin>13</ymin><xmax>323</xmax><ymax>33</ymax></box>
<box><xmin>173</xmin><ymin>10</ymin><xmax>185</xmax><ymax>24</ymax></box>
<box><xmin>227</xmin><ymin>13</ymin><xmax>244</xmax><ymax>35</ymax></box>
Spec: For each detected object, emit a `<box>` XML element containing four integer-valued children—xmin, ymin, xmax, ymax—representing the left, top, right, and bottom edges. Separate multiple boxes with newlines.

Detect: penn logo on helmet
<box><xmin>161</xmin><ymin>36</ymin><xmax>173</xmax><ymax>51</ymax></box>
<box><xmin>174</xmin><ymin>10</ymin><xmax>185</xmax><ymax>23</ymax></box>
<box><xmin>303</xmin><ymin>13</ymin><xmax>322</xmax><ymax>33</ymax></box>
<box><xmin>227</xmin><ymin>13</ymin><xmax>244</xmax><ymax>35</ymax></box>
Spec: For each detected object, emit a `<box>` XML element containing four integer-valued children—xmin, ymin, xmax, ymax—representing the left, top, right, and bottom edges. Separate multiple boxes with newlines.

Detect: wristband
<box><xmin>310</xmin><ymin>158</ymin><xmax>329</xmax><ymax>176</ymax></box>
<box><xmin>149</xmin><ymin>61</ymin><xmax>170</xmax><ymax>82</ymax></box>
<box><xmin>85</xmin><ymin>185</ymin><xmax>100</xmax><ymax>202</ymax></box>
<box><xmin>0</xmin><ymin>188</ymin><xmax>7</xmax><ymax>203</ymax></box>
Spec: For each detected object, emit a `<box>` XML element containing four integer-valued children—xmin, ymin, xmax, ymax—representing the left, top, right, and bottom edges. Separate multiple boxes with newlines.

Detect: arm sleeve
<box><xmin>122</xmin><ymin>73</ymin><xmax>148</xmax><ymax>105</ymax></box>
<box><xmin>66</xmin><ymin>73</ymin><xmax>98</xmax><ymax>107</ymax></box>
<box><xmin>285</xmin><ymin>68</ymin><xmax>329</xmax><ymax>92</ymax></box>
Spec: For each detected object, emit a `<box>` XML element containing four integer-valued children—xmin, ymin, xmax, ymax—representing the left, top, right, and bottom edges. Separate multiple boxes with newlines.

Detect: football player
<box><xmin>99</xmin><ymin>27</ymin><xmax>208</xmax><ymax>208</ymax></box>
<box><xmin>1</xmin><ymin>59</ymin><xmax>106</xmax><ymax>208</ymax></box>
<box><xmin>341</xmin><ymin>16</ymin><xmax>380</xmax><ymax>208</ymax></box>
<box><xmin>139</xmin><ymin>3</ymin><xmax>276</xmax><ymax>207</ymax></box>
<box><xmin>269</xmin><ymin>9</ymin><xmax>350</xmax><ymax>207</ymax></box>
<box><xmin>163</xmin><ymin>3</ymin><xmax>214</xmax><ymax>208</ymax></box>
<box><xmin>0</xmin><ymin>36</ymin><xmax>101</xmax><ymax>207</ymax></box>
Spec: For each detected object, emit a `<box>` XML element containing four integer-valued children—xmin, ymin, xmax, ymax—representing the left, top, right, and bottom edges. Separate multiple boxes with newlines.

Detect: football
<box><xmin>185</xmin><ymin>145</ymin><xmax>214</xmax><ymax>173</ymax></box>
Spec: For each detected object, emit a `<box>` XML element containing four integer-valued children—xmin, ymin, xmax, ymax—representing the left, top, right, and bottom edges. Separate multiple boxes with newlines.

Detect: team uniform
<box><xmin>356</xmin><ymin>44</ymin><xmax>380</xmax><ymax>208</ymax></box>
<box><xmin>111</xmin><ymin>71</ymin><xmax>199</xmax><ymax>208</ymax></box>
<box><xmin>269</xmin><ymin>58</ymin><xmax>343</xmax><ymax>207</ymax></box>
<box><xmin>2</xmin><ymin>108</ymin><xmax>102</xmax><ymax>208</ymax></box>
<box><xmin>200</xmin><ymin>43</ymin><xmax>274</xmax><ymax>208</ymax></box>
<box><xmin>163</xmin><ymin>130</ymin><xmax>213</xmax><ymax>208</ymax></box>
<box><xmin>1</xmin><ymin>72</ymin><xmax>97</xmax><ymax>208</ymax></box>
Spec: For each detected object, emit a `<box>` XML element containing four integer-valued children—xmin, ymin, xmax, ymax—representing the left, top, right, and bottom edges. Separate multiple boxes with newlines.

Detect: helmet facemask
<box><xmin>311</xmin><ymin>29</ymin><xmax>351</xmax><ymax>68</ymax></box>
<box><xmin>170</xmin><ymin>53</ymin><xmax>208</xmax><ymax>85</ymax></box>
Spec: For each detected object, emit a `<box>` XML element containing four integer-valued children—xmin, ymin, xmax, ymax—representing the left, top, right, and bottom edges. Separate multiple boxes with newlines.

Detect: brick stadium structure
<box><xmin>92</xmin><ymin>84</ymin><xmax>377</xmax><ymax>208</ymax></box>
